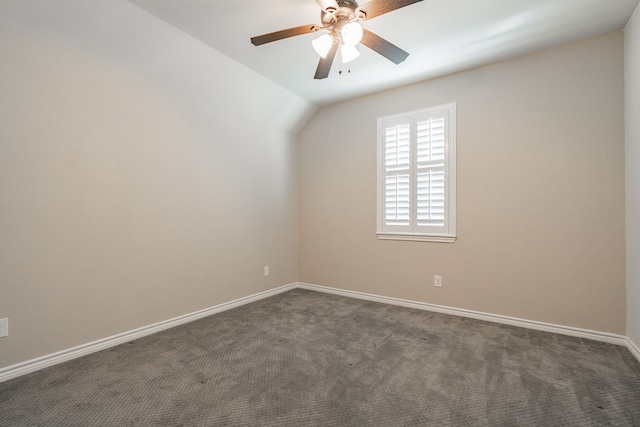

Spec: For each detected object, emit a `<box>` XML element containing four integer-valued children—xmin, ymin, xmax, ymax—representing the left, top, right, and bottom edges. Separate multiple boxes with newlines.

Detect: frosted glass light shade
<box><xmin>341</xmin><ymin>44</ymin><xmax>360</xmax><ymax>63</ymax></box>
<box><xmin>341</xmin><ymin>22</ymin><xmax>363</xmax><ymax>46</ymax></box>
<box><xmin>312</xmin><ymin>34</ymin><xmax>333</xmax><ymax>58</ymax></box>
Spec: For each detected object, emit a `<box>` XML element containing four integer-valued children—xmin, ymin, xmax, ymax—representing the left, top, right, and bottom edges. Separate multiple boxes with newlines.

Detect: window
<box><xmin>377</xmin><ymin>103</ymin><xmax>456</xmax><ymax>242</ymax></box>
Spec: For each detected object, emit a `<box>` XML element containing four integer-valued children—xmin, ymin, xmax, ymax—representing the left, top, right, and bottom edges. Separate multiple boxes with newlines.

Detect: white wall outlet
<box><xmin>264</xmin><ymin>266</ymin><xmax>270</xmax><ymax>277</ymax></box>
<box><xmin>0</xmin><ymin>318</ymin><xmax>8</xmax><ymax>338</ymax></box>
<box><xmin>434</xmin><ymin>275</ymin><xmax>442</xmax><ymax>287</ymax></box>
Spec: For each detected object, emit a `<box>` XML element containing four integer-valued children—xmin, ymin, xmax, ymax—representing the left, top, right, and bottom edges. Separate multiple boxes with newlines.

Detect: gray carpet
<box><xmin>1</xmin><ymin>288</ymin><xmax>639</xmax><ymax>426</ymax></box>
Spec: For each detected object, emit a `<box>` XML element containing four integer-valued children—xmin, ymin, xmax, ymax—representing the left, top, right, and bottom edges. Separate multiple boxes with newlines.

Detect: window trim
<box><xmin>376</xmin><ymin>103</ymin><xmax>457</xmax><ymax>243</ymax></box>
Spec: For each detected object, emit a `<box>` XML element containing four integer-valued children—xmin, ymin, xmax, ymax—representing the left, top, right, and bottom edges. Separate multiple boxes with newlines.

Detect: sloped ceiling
<box><xmin>0</xmin><ymin>0</ymin><xmax>317</xmax><ymax>133</ymax></box>
<box><xmin>2</xmin><ymin>0</ymin><xmax>639</xmax><ymax>113</ymax></box>
<box><xmin>128</xmin><ymin>0</ymin><xmax>640</xmax><ymax>106</ymax></box>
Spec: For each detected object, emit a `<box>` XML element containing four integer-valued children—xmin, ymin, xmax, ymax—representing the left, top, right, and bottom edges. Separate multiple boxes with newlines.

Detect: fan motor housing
<box><xmin>321</xmin><ymin>0</ymin><xmax>363</xmax><ymax>27</ymax></box>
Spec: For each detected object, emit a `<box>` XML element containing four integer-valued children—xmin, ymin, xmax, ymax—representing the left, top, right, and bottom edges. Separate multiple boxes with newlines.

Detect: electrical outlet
<box><xmin>0</xmin><ymin>318</ymin><xmax>8</xmax><ymax>338</ymax></box>
<box><xmin>264</xmin><ymin>266</ymin><xmax>270</xmax><ymax>277</ymax></box>
<box><xmin>434</xmin><ymin>275</ymin><xmax>442</xmax><ymax>287</ymax></box>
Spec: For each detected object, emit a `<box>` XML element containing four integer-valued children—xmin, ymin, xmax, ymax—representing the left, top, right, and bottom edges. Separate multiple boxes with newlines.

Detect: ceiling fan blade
<box><xmin>314</xmin><ymin>40</ymin><xmax>339</xmax><ymax>79</ymax></box>
<box><xmin>360</xmin><ymin>29</ymin><xmax>409</xmax><ymax>64</ymax></box>
<box><xmin>251</xmin><ymin>24</ymin><xmax>319</xmax><ymax>46</ymax></box>
<box><xmin>359</xmin><ymin>0</ymin><xmax>424</xmax><ymax>20</ymax></box>
<box><xmin>315</xmin><ymin>0</ymin><xmax>339</xmax><ymax>12</ymax></box>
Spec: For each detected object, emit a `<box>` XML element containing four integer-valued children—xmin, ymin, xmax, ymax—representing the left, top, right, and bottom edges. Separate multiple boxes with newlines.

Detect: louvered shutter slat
<box><xmin>417</xmin><ymin>169</ymin><xmax>445</xmax><ymax>226</ymax></box>
<box><xmin>385</xmin><ymin>123</ymin><xmax>410</xmax><ymax>170</ymax></box>
<box><xmin>383</xmin><ymin>122</ymin><xmax>411</xmax><ymax>227</ymax></box>
<box><xmin>385</xmin><ymin>173</ymin><xmax>410</xmax><ymax>225</ymax></box>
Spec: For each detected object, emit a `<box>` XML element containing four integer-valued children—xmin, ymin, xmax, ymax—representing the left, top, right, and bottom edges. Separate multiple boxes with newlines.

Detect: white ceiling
<box><xmin>1</xmin><ymin>0</ymin><xmax>638</xmax><ymax>109</ymax></box>
<box><xmin>127</xmin><ymin>0</ymin><xmax>639</xmax><ymax>106</ymax></box>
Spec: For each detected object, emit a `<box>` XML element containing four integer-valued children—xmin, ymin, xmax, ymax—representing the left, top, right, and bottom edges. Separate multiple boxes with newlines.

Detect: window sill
<box><xmin>376</xmin><ymin>233</ymin><xmax>457</xmax><ymax>243</ymax></box>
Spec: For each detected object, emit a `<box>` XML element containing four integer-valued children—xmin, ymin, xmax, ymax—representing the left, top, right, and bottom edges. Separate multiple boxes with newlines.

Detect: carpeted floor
<box><xmin>1</xmin><ymin>288</ymin><xmax>639</xmax><ymax>426</ymax></box>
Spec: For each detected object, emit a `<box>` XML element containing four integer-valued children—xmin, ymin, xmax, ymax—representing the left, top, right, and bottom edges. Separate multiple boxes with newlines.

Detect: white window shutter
<box><xmin>377</xmin><ymin>103</ymin><xmax>456</xmax><ymax>242</ymax></box>
<box><xmin>385</xmin><ymin>173</ymin><xmax>410</xmax><ymax>225</ymax></box>
<box><xmin>385</xmin><ymin>123</ymin><xmax>410</xmax><ymax>169</ymax></box>
<box><xmin>381</xmin><ymin>121</ymin><xmax>412</xmax><ymax>232</ymax></box>
<box><xmin>416</xmin><ymin>115</ymin><xmax>446</xmax><ymax>229</ymax></box>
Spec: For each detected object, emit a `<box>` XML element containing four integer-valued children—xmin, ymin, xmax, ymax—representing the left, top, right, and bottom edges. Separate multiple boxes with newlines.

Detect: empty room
<box><xmin>1</xmin><ymin>0</ymin><xmax>640</xmax><ymax>425</ymax></box>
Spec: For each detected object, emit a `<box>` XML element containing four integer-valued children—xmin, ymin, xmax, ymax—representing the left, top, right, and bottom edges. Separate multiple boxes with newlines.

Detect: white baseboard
<box><xmin>296</xmin><ymin>282</ymin><xmax>630</xmax><ymax>348</ymax></box>
<box><xmin>627</xmin><ymin>337</ymin><xmax>640</xmax><ymax>362</ymax></box>
<box><xmin>2</xmin><ymin>281</ymin><xmax>637</xmax><ymax>383</ymax></box>
<box><xmin>0</xmin><ymin>283</ymin><xmax>297</xmax><ymax>383</ymax></box>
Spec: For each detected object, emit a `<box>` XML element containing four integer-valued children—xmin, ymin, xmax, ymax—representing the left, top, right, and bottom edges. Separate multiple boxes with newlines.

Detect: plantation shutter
<box><xmin>383</xmin><ymin>121</ymin><xmax>411</xmax><ymax>231</ymax></box>
<box><xmin>377</xmin><ymin>103</ymin><xmax>456</xmax><ymax>241</ymax></box>
<box><xmin>416</xmin><ymin>114</ymin><xmax>446</xmax><ymax>229</ymax></box>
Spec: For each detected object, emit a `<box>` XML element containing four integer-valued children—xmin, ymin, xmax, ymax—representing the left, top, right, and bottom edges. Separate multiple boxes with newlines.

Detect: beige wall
<box><xmin>626</xmin><ymin>5</ymin><xmax>640</xmax><ymax>349</ymax></box>
<box><xmin>0</xmin><ymin>14</ymin><xmax>631</xmax><ymax>373</ymax></box>
<box><xmin>298</xmin><ymin>32</ymin><xmax>626</xmax><ymax>334</ymax></box>
<box><xmin>0</xmin><ymin>24</ymin><xmax>300</xmax><ymax>369</ymax></box>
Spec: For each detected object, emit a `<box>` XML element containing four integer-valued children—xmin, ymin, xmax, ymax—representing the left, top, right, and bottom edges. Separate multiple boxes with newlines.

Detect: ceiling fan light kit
<box><xmin>341</xmin><ymin>43</ymin><xmax>360</xmax><ymax>63</ymax></box>
<box><xmin>341</xmin><ymin>21</ymin><xmax>364</xmax><ymax>46</ymax></box>
<box><xmin>250</xmin><ymin>0</ymin><xmax>424</xmax><ymax>79</ymax></box>
<box><xmin>312</xmin><ymin>33</ymin><xmax>334</xmax><ymax>58</ymax></box>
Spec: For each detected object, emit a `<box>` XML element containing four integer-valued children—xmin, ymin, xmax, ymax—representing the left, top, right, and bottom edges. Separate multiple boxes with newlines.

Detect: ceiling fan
<box><xmin>250</xmin><ymin>0</ymin><xmax>424</xmax><ymax>79</ymax></box>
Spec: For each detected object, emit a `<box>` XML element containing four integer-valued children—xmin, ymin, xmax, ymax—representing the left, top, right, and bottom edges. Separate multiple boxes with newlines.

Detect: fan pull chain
<box><xmin>338</xmin><ymin>66</ymin><xmax>352</xmax><ymax>76</ymax></box>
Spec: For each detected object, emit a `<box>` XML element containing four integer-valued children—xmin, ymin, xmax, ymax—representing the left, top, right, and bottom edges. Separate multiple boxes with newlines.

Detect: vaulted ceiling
<box><xmin>2</xmin><ymin>0</ymin><xmax>639</xmax><ymax>110</ymax></box>
<box><xmin>128</xmin><ymin>0</ymin><xmax>639</xmax><ymax>106</ymax></box>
